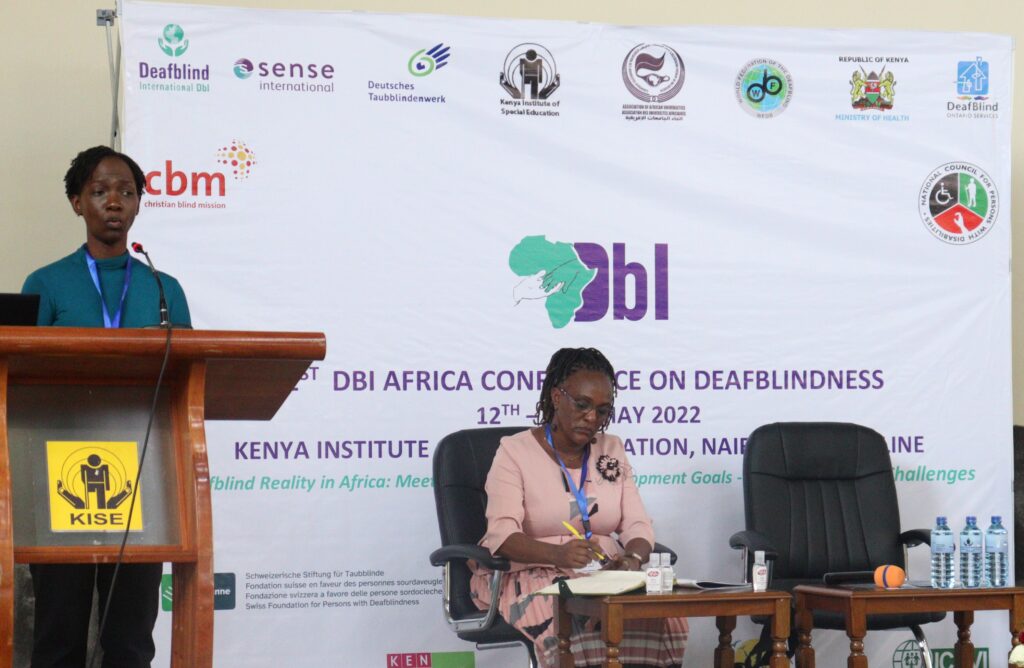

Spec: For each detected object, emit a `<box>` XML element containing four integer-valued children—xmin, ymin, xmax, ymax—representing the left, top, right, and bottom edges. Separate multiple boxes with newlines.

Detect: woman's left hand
<box><xmin>605</xmin><ymin>554</ymin><xmax>643</xmax><ymax>571</ymax></box>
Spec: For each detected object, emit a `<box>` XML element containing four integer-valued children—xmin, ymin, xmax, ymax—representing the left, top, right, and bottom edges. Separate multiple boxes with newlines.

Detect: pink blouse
<box><xmin>478</xmin><ymin>429</ymin><xmax>655</xmax><ymax>573</ymax></box>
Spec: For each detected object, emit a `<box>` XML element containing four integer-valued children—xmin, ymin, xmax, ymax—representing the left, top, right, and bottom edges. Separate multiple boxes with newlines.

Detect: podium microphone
<box><xmin>130</xmin><ymin>242</ymin><xmax>170</xmax><ymax>328</ymax></box>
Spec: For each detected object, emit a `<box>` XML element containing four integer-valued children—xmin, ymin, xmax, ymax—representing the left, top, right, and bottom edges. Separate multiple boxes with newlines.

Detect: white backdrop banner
<box><xmin>120</xmin><ymin>2</ymin><xmax>1013</xmax><ymax>666</ymax></box>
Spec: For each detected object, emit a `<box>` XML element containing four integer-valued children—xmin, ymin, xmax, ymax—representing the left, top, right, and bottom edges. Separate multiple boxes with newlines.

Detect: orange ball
<box><xmin>874</xmin><ymin>565</ymin><xmax>906</xmax><ymax>589</ymax></box>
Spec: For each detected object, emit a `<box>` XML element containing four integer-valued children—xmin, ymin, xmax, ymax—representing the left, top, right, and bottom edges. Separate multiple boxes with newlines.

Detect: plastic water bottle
<box><xmin>959</xmin><ymin>516</ymin><xmax>983</xmax><ymax>588</ymax></box>
<box><xmin>985</xmin><ymin>515</ymin><xmax>1008</xmax><ymax>588</ymax></box>
<box><xmin>930</xmin><ymin>516</ymin><xmax>955</xmax><ymax>589</ymax></box>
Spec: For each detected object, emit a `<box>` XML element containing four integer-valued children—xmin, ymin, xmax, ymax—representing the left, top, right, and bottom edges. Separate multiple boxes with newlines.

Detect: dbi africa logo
<box><xmin>918</xmin><ymin>162</ymin><xmax>998</xmax><ymax>245</ymax></box>
<box><xmin>46</xmin><ymin>442</ymin><xmax>141</xmax><ymax>531</ymax></box>
<box><xmin>509</xmin><ymin>235</ymin><xmax>668</xmax><ymax>329</ymax></box>
<box><xmin>158</xmin><ymin>23</ymin><xmax>189</xmax><ymax>57</ymax></box>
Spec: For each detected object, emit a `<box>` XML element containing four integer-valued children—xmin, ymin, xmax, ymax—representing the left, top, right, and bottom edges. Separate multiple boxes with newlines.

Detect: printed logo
<box><xmin>918</xmin><ymin>162</ymin><xmax>998</xmax><ymax>245</ymax></box>
<box><xmin>735</xmin><ymin>58</ymin><xmax>792</xmax><ymax>118</ymax></box>
<box><xmin>957</xmin><ymin>57</ymin><xmax>989</xmax><ymax>98</ymax></box>
<box><xmin>215</xmin><ymin>140</ymin><xmax>257</xmax><ymax>180</ymax></box>
<box><xmin>233</xmin><ymin>58</ymin><xmax>254</xmax><ymax>79</ymax></box>
<box><xmin>158</xmin><ymin>23</ymin><xmax>189</xmax><ymax>57</ymax></box>
<box><xmin>850</xmin><ymin>67</ymin><xmax>895</xmax><ymax>110</ymax></box>
<box><xmin>509</xmin><ymin>235</ymin><xmax>668</xmax><ymax>329</ymax></box>
<box><xmin>892</xmin><ymin>640</ymin><xmax>989</xmax><ymax>668</ymax></box>
<box><xmin>162</xmin><ymin>572</ymin><xmax>236</xmax><ymax>612</ymax></box>
<box><xmin>46</xmin><ymin>441</ymin><xmax>141</xmax><ymax>531</ymax></box>
<box><xmin>138</xmin><ymin>23</ymin><xmax>210</xmax><ymax>93</ymax></box>
<box><xmin>948</xmin><ymin>57</ymin><xmax>999</xmax><ymax>119</ymax></box>
<box><xmin>498</xmin><ymin>44</ymin><xmax>561</xmax><ymax>117</ymax></box>
<box><xmin>408</xmin><ymin>44</ymin><xmax>451</xmax><ymax>77</ymax></box>
<box><xmin>621</xmin><ymin>44</ymin><xmax>686</xmax><ymax>122</ymax></box>
<box><xmin>385</xmin><ymin>653</ymin><xmax>474</xmax><ymax>668</ymax></box>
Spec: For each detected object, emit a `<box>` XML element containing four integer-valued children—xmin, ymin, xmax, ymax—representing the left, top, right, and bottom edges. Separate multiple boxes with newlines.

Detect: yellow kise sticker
<box><xmin>46</xmin><ymin>441</ymin><xmax>143</xmax><ymax>532</ymax></box>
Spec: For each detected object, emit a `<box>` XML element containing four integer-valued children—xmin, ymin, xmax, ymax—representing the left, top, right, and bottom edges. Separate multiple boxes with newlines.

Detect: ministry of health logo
<box><xmin>622</xmin><ymin>44</ymin><xmax>684</xmax><ymax>103</ymax></box>
<box><xmin>918</xmin><ymin>162</ymin><xmax>998</xmax><ymax>245</ymax></box>
<box><xmin>850</xmin><ymin>67</ymin><xmax>895</xmax><ymax>110</ymax></box>
<box><xmin>735</xmin><ymin>58</ymin><xmax>792</xmax><ymax>118</ymax></box>
<box><xmin>408</xmin><ymin>43</ymin><xmax>451</xmax><ymax>77</ymax></box>
<box><xmin>158</xmin><ymin>23</ymin><xmax>189</xmax><ymax>57</ymax></box>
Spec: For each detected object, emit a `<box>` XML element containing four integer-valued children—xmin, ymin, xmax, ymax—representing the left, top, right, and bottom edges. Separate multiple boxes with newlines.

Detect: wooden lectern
<box><xmin>0</xmin><ymin>326</ymin><xmax>326</xmax><ymax>667</ymax></box>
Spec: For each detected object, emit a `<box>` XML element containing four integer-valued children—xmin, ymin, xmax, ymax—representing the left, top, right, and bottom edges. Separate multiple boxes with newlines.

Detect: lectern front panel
<box><xmin>7</xmin><ymin>384</ymin><xmax>181</xmax><ymax>548</ymax></box>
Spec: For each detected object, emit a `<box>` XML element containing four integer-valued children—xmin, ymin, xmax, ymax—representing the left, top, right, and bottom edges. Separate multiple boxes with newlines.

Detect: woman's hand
<box><xmin>605</xmin><ymin>553</ymin><xmax>643</xmax><ymax>571</ymax></box>
<box><xmin>553</xmin><ymin>539</ymin><xmax>604</xmax><ymax>569</ymax></box>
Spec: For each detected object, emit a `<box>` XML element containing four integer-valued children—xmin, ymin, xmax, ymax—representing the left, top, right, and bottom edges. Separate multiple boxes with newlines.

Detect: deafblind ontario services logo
<box><xmin>735</xmin><ymin>58</ymin><xmax>792</xmax><ymax>118</ymax></box>
<box><xmin>621</xmin><ymin>44</ymin><xmax>686</xmax><ymax>121</ymax></box>
<box><xmin>948</xmin><ymin>57</ymin><xmax>999</xmax><ymax>119</ymax></box>
<box><xmin>46</xmin><ymin>441</ymin><xmax>141</xmax><ymax>531</ymax></box>
<box><xmin>918</xmin><ymin>162</ymin><xmax>998</xmax><ymax>245</ymax></box>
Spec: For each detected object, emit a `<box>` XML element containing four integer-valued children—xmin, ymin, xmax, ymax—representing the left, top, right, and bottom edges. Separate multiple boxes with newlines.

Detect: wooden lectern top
<box><xmin>0</xmin><ymin>326</ymin><xmax>327</xmax><ymax>420</ymax></box>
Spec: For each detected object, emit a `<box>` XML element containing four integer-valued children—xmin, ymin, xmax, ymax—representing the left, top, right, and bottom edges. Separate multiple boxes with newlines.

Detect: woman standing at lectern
<box><xmin>21</xmin><ymin>146</ymin><xmax>190</xmax><ymax>667</ymax></box>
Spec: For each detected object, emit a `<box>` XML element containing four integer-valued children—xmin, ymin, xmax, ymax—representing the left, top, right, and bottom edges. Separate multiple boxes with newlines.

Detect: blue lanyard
<box><xmin>84</xmin><ymin>250</ymin><xmax>132</xmax><ymax>329</ymax></box>
<box><xmin>545</xmin><ymin>423</ymin><xmax>592</xmax><ymax>538</ymax></box>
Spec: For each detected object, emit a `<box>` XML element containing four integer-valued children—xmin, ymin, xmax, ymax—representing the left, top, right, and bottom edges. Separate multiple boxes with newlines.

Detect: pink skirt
<box><xmin>471</xmin><ymin>567</ymin><xmax>688</xmax><ymax>667</ymax></box>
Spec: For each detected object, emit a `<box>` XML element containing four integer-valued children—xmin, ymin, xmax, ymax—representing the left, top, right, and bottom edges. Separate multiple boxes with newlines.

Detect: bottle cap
<box><xmin>936</xmin><ymin>516</ymin><xmax>947</xmax><ymax>524</ymax></box>
<box><xmin>966</xmin><ymin>515</ymin><xmax>976</xmax><ymax>523</ymax></box>
<box><xmin>992</xmin><ymin>515</ymin><xmax>1001</xmax><ymax>524</ymax></box>
<box><xmin>755</xmin><ymin>550</ymin><xmax>765</xmax><ymax>564</ymax></box>
<box><xmin>648</xmin><ymin>553</ymin><xmax>661</xmax><ymax>567</ymax></box>
<box><xmin>661</xmin><ymin>552</ymin><xmax>672</xmax><ymax>565</ymax></box>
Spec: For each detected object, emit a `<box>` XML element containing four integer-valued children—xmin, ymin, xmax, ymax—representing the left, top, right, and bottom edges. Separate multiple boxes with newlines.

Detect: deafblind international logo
<box><xmin>499</xmin><ymin>43</ymin><xmax>561</xmax><ymax>117</ymax></box>
<box><xmin>509</xmin><ymin>235</ymin><xmax>668</xmax><ymax>329</ymax></box>
<box><xmin>918</xmin><ymin>162</ymin><xmax>998</xmax><ymax>245</ymax></box>
<box><xmin>158</xmin><ymin>23</ymin><xmax>189</xmax><ymax>57</ymax></box>
<box><xmin>621</xmin><ymin>44</ymin><xmax>686</xmax><ymax>122</ymax></box>
<box><xmin>408</xmin><ymin>44</ymin><xmax>451</xmax><ymax>77</ymax></box>
<box><xmin>46</xmin><ymin>441</ymin><xmax>142</xmax><ymax>531</ymax></box>
<box><xmin>735</xmin><ymin>58</ymin><xmax>792</xmax><ymax>118</ymax></box>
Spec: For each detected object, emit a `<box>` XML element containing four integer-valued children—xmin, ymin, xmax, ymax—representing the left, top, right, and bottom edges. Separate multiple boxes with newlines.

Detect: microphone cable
<box><xmin>85</xmin><ymin>300</ymin><xmax>174</xmax><ymax>668</ymax></box>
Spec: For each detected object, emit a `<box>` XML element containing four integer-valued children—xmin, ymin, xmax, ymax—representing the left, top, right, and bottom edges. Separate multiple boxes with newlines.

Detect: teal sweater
<box><xmin>22</xmin><ymin>246</ymin><xmax>191</xmax><ymax>328</ymax></box>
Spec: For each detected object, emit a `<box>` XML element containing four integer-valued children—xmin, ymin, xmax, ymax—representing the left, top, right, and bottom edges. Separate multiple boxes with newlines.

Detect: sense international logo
<box><xmin>233</xmin><ymin>58</ymin><xmax>254</xmax><ymax>79</ymax></box>
<box><xmin>158</xmin><ymin>23</ymin><xmax>189</xmax><ymax>58</ymax></box>
<box><xmin>509</xmin><ymin>235</ymin><xmax>668</xmax><ymax>329</ymax></box>
<box><xmin>46</xmin><ymin>441</ymin><xmax>141</xmax><ymax>532</ymax></box>
<box><xmin>408</xmin><ymin>44</ymin><xmax>451</xmax><ymax>77</ymax></box>
<box><xmin>918</xmin><ymin>162</ymin><xmax>998</xmax><ymax>245</ymax></box>
<box><xmin>735</xmin><ymin>58</ymin><xmax>792</xmax><ymax>118</ymax></box>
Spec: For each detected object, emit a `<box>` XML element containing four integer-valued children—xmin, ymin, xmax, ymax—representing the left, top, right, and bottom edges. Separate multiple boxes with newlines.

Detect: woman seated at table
<box><xmin>470</xmin><ymin>347</ymin><xmax>687</xmax><ymax>667</ymax></box>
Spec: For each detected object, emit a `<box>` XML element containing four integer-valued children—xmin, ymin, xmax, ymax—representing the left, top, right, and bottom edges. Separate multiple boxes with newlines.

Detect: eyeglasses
<box><xmin>557</xmin><ymin>386</ymin><xmax>613</xmax><ymax>421</ymax></box>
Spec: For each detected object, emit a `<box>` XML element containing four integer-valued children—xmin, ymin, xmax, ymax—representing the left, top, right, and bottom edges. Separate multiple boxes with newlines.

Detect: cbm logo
<box><xmin>509</xmin><ymin>235</ymin><xmax>668</xmax><ymax>329</ymax></box>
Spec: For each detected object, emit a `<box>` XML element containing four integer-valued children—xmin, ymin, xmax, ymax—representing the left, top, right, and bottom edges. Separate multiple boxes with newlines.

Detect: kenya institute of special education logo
<box><xmin>509</xmin><ymin>235</ymin><xmax>668</xmax><ymax>329</ymax></box>
<box><xmin>735</xmin><ymin>58</ymin><xmax>792</xmax><ymax>118</ymax></box>
<box><xmin>499</xmin><ymin>43</ymin><xmax>561</xmax><ymax>117</ymax></box>
<box><xmin>408</xmin><ymin>43</ymin><xmax>450</xmax><ymax>77</ymax></box>
<box><xmin>621</xmin><ymin>44</ymin><xmax>686</xmax><ymax>122</ymax></box>
<box><xmin>918</xmin><ymin>162</ymin><xmax>998</xmax><ymax>245</ymax></box>
<box><xmin>158</xmin><ymin>23</ymin><xmax>189</xmax><ymax>57</ymax></box>
<box><xmin>46</xmin><ymin>441</ymin><xmax>142</xmax><ymax>532</ymax></box>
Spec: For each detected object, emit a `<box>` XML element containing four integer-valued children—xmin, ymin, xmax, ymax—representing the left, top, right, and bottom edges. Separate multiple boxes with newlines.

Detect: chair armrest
<box><xmin>653</xmin><ymin>542</ymin><xmax>676</xmax><ymax>566</ymax></box>
<box><xmin>430</xmin><ymin>544</ymin><xmax>511</xmax><ymax>571</ymax></box>
<box><xmin>899</xmin><ymin>529</ymin><xmax>931</xmax><ymax>548</ymax></box>
<box><xmin>729</xmin><ymin>530</ymin><xmax>779</xmax><ymax>561</ymax></box>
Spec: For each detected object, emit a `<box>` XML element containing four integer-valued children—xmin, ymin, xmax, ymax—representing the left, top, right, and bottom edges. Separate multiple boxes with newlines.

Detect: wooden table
<box><xmin>794</xmin><ymin>585</ymin><xmax>1024</xmax><ymax>668</ymax></box>
<box><xmin>554</xmin><ymin>587</ymin><xmax>791</xmax><ymax>668</ymax></box>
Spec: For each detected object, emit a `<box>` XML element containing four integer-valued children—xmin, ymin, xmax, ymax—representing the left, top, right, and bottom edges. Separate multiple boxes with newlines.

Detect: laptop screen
<box><xmin>0</xmin><ymin>294</ymin><xmax>40</xmax><ymax>326</ymax></box>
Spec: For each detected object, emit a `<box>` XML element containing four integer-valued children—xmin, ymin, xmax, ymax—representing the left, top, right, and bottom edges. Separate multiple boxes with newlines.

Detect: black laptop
<box><xmin>0</xmin><ymin>294</ymin><xmax>40</xmax><ymax>326</ymax></box>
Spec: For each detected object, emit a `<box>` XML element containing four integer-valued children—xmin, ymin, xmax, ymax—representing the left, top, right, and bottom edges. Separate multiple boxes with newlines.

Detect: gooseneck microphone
<box><xmin>130</xmin><ymin>242</ymin><xmax>170</xmax><ymax>328</ymax></box>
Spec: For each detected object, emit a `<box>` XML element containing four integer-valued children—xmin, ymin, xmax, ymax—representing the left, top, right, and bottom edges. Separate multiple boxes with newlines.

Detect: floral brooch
<box><xmin>596</xmin><ymin>454</ymin><xmax>622</xmax><ymax>482</ymax></box>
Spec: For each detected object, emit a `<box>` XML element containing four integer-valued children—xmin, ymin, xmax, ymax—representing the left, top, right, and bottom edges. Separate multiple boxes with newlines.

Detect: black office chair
<box><xmin>729</xmin><ymin>422</ymin><xmax>944</xmax><ymax>668</ymax></box>
<box><xmin>429</xmin><ymin>426</ymin><xmax>677</xmax><ymax>668</ymax></box>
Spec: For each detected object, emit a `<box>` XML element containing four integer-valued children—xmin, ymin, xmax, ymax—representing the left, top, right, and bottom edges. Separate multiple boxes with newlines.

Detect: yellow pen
<box><xmin>561</xmin><ymin>520</ymin><xmax>608</xmax><ymax>562</ymax></box>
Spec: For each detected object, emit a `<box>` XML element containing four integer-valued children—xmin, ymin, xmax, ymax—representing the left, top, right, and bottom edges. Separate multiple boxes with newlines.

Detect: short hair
<box><xmin>64</xmin><ymin>146</ymin><xmax>146</xmax><ymax>199</ymax></box>
<box><xmin>534</xmin><ymin>347</ymin><xmax>617</xmax><ymax>430</ymax></box>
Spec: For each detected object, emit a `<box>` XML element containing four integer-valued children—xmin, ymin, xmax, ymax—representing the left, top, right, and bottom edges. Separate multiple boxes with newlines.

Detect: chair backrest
<box><xmin>743</xmin><ymin>422</ymin><xmax>904</xmax><ymax>580</ymax></box>
<box><xmin>433</xmin><ymin>426</ymin><xmax>526</xmax><ymax>618</ymax></box>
